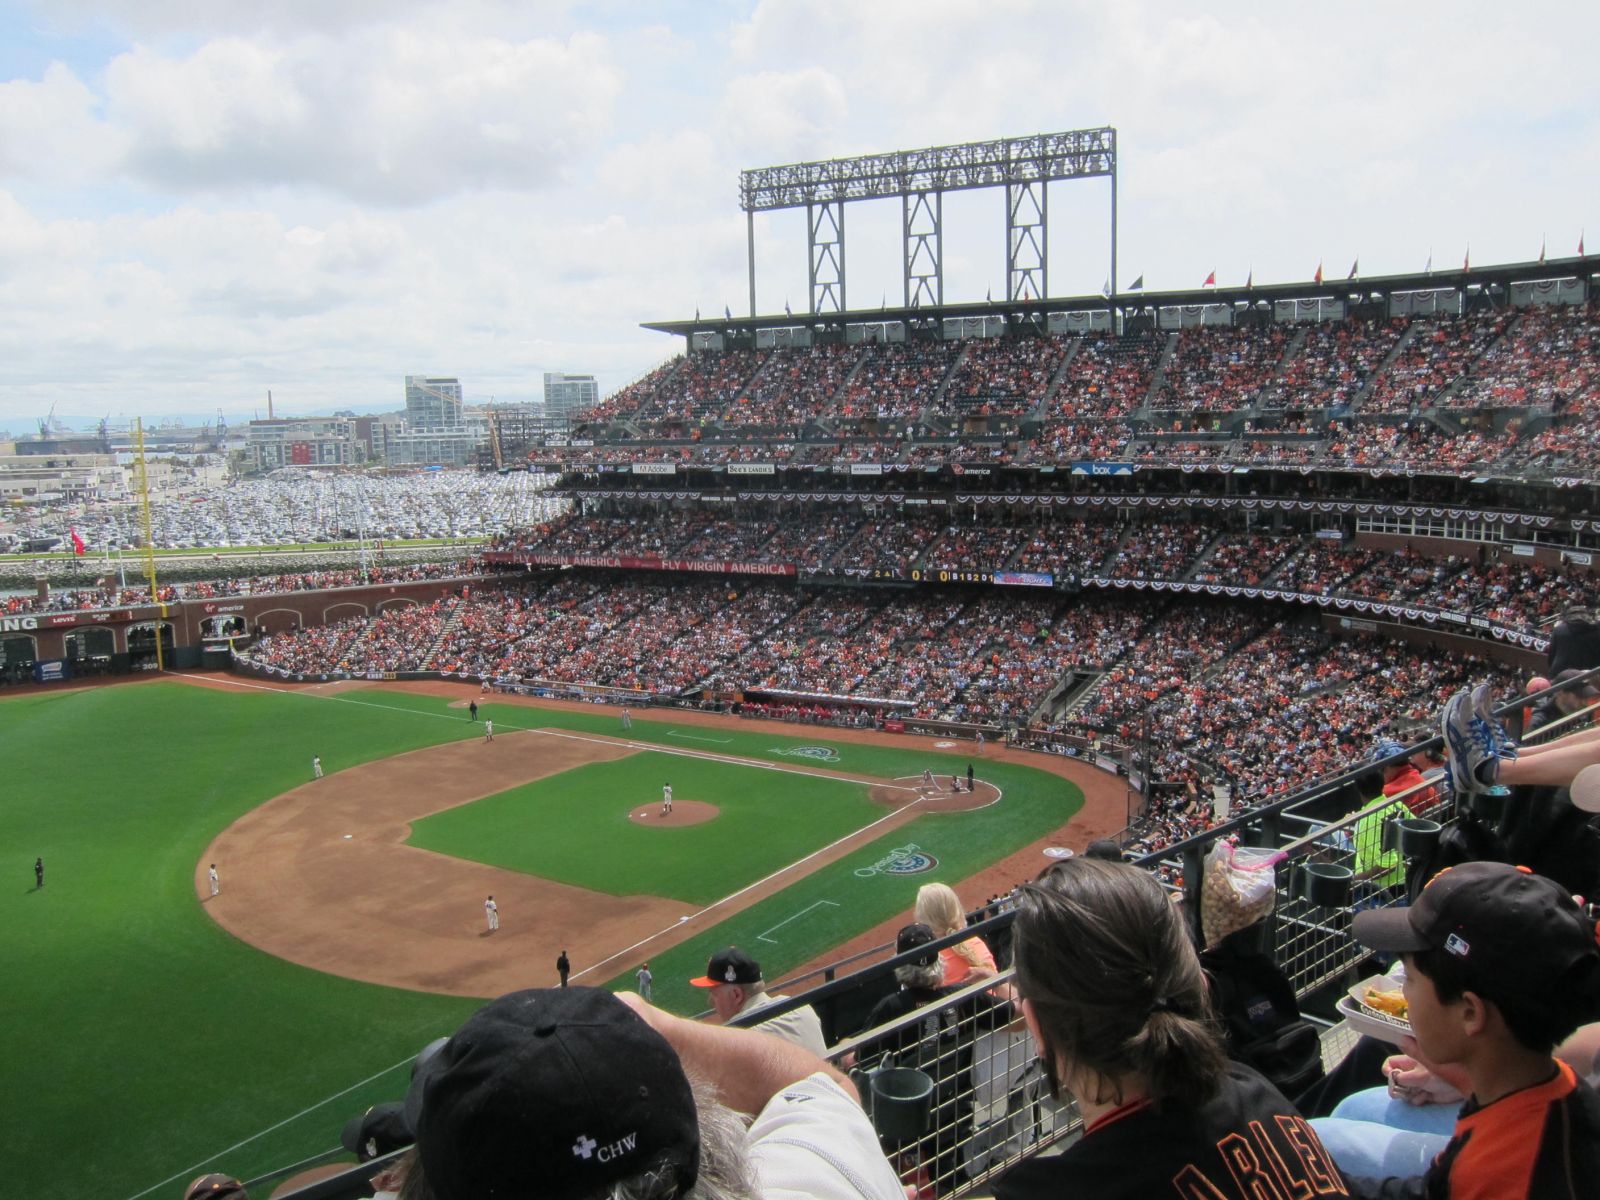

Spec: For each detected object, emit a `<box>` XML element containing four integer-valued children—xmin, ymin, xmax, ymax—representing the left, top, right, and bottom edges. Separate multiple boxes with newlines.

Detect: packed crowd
<box><xmin>543</xmin><ymin>303</ymin><xmax>1600</xmax><ymax>481</ymax></box>
<box><xmin>239</xmin><ymin>574</ymin><xmax>1540</xmax><ymax>811</ymax></box>
<box><xmin>731</xmin><ymin>344</ymin><xmax>860</xmax><ymax>428</ymax></box>
<box><xmin>936</xmin><ymin>334</ymin><xmax>1072</xmax><ymax>417</ymax></box>
<box><xmin>838</xmin><ymin>340</ymin><xmax>965</xmax><ymax>422</ymax></box>
<box><xmin>1361</xmin><ymin>309</ymin><xmax>1512</xmax><ymax>413</ymax></box>
<box><xmin>1257</xmin><ymin>315</ymin><xmax>1408</xmax><ymax>410</ymax></box>
<box><xmin>1050</xmin><ymin>333</ymin><xmax>1163</xmax><ymax>419</ymax></box>
<box><xmin>487</xmin><ymin>508</ymin><xmax>1597</xmax><ymax>632</ymax></box>
<box><xmin>635</xmin><ymin>349</ymin><xmax>771</xmax><ymax>424</ymax></box>
<box><xmin>1150</xmin><ymin>324</ymin><xmax>1293</xmax><ymax>412</ymax></box>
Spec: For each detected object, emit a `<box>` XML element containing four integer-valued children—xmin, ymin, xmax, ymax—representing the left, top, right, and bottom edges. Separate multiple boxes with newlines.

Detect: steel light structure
<box><xmin>738</xmin><ymin>128</ymin><xmax>1118</xmax><ymax>316</ymax></box>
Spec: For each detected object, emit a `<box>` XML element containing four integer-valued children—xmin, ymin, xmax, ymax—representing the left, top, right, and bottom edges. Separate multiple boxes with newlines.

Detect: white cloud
<box><xmin>0</xmin><ymin>61</ymin><xmax>123</xmax><ymax>180</ymax></box>
<box><xmin>720</xmin><ymin>67</ymin><xmax>848</xmax><ymax>162</ymax></box>
<box><xmin>101</xmin><ymin>29</ymin><xmax>620</xmax><ymax>204</ymax></box>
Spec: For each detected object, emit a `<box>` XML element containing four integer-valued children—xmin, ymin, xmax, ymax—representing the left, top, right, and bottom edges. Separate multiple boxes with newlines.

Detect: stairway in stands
<box><xmin>420</xmin><ymin>597</ymin><xmax>464</xmax><ymax>670</ymax></box>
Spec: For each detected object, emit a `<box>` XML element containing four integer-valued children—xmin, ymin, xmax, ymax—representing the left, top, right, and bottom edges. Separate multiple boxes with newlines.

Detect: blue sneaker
<box><xmin>1469</xmin><ymin>681</ymin><xmax>1518</xmax><ymax>761</ymax></box>
<box><xmin>1441</xmin><ymin>689</ymin><xmax>1495</xmax><ymax>795</ymax></box>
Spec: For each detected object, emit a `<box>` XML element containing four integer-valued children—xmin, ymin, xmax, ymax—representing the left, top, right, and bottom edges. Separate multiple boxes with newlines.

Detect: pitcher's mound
<box><xmin>629</xmin><ymin>800</ymin><xmax>719</xmax><ymax>827</ymax></box>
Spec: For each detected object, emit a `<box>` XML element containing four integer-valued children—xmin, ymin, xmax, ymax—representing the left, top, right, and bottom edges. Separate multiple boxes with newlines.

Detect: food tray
<box><xmin>1335</xmin><ymin>973</ymin><xmax>1413</xmax><ymax>1045</ymax></box>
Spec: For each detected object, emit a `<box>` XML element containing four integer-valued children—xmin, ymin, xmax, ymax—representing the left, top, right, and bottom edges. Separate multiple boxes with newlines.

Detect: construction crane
<box><xmin>487</xmin><ymin>405</ymin><xmax>506</xmax><ymax>472</ymax></box>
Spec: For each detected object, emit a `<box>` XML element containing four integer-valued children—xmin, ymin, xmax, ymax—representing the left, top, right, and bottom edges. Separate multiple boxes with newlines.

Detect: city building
<box><xmin>543</xmin><ymin>372</ymin><xmax>599</xmax><ymax>420</ymax></box>
<box><xmin>404</xmin><ymin>376</ymin><xmax>465</xmax><ymax>429</ymax></box>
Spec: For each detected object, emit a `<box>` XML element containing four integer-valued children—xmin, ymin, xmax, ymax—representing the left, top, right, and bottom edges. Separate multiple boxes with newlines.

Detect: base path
<box><xmin>191</xmin><ymin>676</ymin><xmax>1131</xmax><ymax>999</ymax></box>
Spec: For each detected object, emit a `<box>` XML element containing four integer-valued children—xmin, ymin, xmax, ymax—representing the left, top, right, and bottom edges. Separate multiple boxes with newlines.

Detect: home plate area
<box><xmin>868</xmin><ymin>775</ymin><xmax>999</xmax><ymax>813</ymax></box>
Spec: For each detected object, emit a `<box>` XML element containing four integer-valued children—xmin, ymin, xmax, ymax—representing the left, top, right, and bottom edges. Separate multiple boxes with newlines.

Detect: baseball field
<box><xmin>2</xmin><ymin>675</ymin><xmax>1109</xmax><ymax>1198</ymax></box>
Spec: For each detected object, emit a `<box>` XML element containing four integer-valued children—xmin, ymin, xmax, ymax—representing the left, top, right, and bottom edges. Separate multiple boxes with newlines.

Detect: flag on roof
<box><xmin>1202</xmin><ymin>270</ymin><xmax>1216</xmax><ymax>286</ymax></box>
<box><xmin>1463</xmin><ymin>246</ymin><xmax>1470</xmax><ymax>273</ymax></box>
<box><xmin>1539</xmin><ymin>237</ymin><xmax>1547</xmax><ymax>264</ymax></box>
<box><xmin>1127</xmin><ymin>274</ymin><xmax>1144</xmax><ymax>291</ymax></box>
<box><xmin>1246</xmin><ymin>268</ymin><xmax>1253</xmax><ymax>289</ymax></box>
<box><xmin>724</xmin><ymin>304</ymin><xmax>732</xmax><ymax>320</ymax></box>
<box><xmin>1313</xmin><ymin>261</ymin><xmax>1323</xmax><ymax>284</ymax></box>
<box><xmin>1347</xmin><ymin>258</ymin><xmax>1359</xmax><ymax>280</ymax></box>
<box><xmin>1100</xmin><ymin>279</ymin><xmax>1111</xmax><ymax>298</ymax></box>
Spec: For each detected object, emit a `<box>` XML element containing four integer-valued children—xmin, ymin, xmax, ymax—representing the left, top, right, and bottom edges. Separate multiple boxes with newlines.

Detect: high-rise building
<box><xmin>404</xmin><ymin>376</ymin><xmax>464</xmax><ymax>428</ymax></box>
<box><xmin>543</xmin><ymin>372</ymin><xmax>599</xmax><ymax>419</ymax></box>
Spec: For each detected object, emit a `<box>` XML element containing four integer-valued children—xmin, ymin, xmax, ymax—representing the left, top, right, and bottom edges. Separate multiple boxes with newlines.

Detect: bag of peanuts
<box><xmin>1200</xmin><ymin>841</ymin><xmax>1285</xmax><ymax>949</ymax></box>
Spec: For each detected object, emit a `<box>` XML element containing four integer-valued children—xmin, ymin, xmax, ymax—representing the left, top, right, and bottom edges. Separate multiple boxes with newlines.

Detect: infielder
<box><xmin>636</xmin><ymin>962</ymin><xmax>653</xmax><ymax>1001</ymax></box>
<box><xmin>620</xmin><ymin>707</ymin><xmax>632</xmax><ymax>731</ymax></box>
<box><xmin>661</xmin><ymin>783</ymin><xmax>673</xmax><ymax>815</ymax></box>
<box><xmin>208</xmin><ymin>863</ymin><xmax>219</xmax><ymax>897</ymax></box>
<box><xmin>312</xmin><ymin>755</ymin><xmax>323</xmax><ymax>779</ymax></box>
<box><xmin>484</xmin><ymin>719</ymin><xmax>494</xmax><ymax>742</ymax></box>
<box><xmin>485</xmin><ymin>895</ymin><xmax>499</xmax><ymax>932</ymax></box>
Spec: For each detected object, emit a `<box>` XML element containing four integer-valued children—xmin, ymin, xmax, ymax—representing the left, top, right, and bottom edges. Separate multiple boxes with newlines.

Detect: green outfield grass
<box><xmin>1</xmin><ymin>680</ymin><xmax>1081</xmax><ymax>1197</ymax></box>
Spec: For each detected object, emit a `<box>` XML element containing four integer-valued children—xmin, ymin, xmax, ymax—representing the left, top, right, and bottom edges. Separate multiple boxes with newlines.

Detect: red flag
<box><xmin>1582</xmin><ymin>232</ymin><xmax>1587</xmax><ymax>256</ymax></box>
<box><xmin>1463</xmin><ymin>247</ymin><xmax>1470</xmax><ymax>272</ymax></box>
<box><xmin>1246</xmin><ymin>269</ymin><xmax>1254</xmax><ymax>289</ymax></box>
<box><xmin>1313</xmin><ymin>261</ymin><xmax>1323</xmax><ymax>284</ymax></box>
<box><xmin>69</xmin><ymin>527</ymin><xmax>87</xmax><ymax>556</ymax></box>
<box><xmin>1202</xmin><ymin>270</ymin><xmax>1216</xmax><ymax>286</ymax></box>
<box><xmin>1539</xmin><ymin>237</ymin><xmax>1547</xmax><ymax>264</ymax></box>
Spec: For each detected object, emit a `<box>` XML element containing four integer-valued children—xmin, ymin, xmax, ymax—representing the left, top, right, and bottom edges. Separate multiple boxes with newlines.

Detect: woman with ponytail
<box><xmin>995</xmin><ymin>857</ymin><xmax>1349</xmax><ymax>1200</ymax></box>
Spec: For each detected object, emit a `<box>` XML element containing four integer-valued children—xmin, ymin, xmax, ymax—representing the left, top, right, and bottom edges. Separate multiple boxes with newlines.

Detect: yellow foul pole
<box><xmin>133</xmin><ymin>418</ymin><xmax>166</xmax><ymax>671</ymax></box>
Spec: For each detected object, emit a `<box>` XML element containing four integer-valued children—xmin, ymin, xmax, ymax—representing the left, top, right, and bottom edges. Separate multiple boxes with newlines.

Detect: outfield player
<box><xmin>661</xmin><ymin>782</ymin><xmax>673</xmax><ymax>815</ymax></box>
<box><xmin>35</xmin><ymin>857</ymin><xmax>43</xmax><ymax>888</ymax></box>
<box><xmin>312</xmin><ymin>755</ymin><xmax>323</xmax><ymax>779</ymax></box>
<box><xmin>485</xmin><ymin>895</ymin><xmax>499</xmax><ymax>932</ymax></box>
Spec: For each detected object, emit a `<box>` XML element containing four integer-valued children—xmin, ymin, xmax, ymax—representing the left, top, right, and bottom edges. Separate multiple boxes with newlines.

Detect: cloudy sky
<box><xmin>1</xmin><ymin>1</ymin><xmax>1596</xmax><ymax>430</ymax></box>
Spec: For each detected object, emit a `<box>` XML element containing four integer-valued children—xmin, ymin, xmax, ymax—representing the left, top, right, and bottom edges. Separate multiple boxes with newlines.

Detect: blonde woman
<box><xmin>914</xmin><ymin>882</ymin><xmax>997</xmax><ymax>987</ymax></box>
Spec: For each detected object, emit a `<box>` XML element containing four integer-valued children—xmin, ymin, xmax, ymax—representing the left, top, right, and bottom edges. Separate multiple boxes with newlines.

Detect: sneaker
<box><xmin>1441</xmin><ymin>689</ymin><xmax>1496</xmax><ymax>795</ymax></box>
<box><xmin>1468</xmin><ymin>681</ymin><xmax>1518</xmax><ymax>761</ymax></box>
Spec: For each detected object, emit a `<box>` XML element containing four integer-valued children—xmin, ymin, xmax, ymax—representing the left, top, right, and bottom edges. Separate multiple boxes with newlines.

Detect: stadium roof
<box><xmin>643</xmin><ymin>253</ymin><xmax>1598</xmax><ymax>337</ymax></box>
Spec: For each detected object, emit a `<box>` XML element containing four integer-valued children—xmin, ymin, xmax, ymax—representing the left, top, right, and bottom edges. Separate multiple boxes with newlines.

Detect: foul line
<box><xmin>757</xmin><ymin>899</ymin><xmax>840</xmax><ymax>944</ymax></box>
<box><xmin>665</xmin><ymin>730</ymin><xmax>734</xmax><ymax>744</ymax></box>
<box><xmin>571</xmin><ymin>783</ymin><xmax>934</xmax><ymax>983</ymax></box>
<box><xmin>119</xmin><ymin>1053</ymin><xmax>415</xmax><ymax>1200</ymax></box>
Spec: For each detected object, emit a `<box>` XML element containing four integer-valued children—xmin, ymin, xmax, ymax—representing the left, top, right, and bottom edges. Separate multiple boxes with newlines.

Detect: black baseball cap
<box><xmin>1084</xmin><ymin>839</ymin><xmax>1124</xmax><ymax>861</ymax></box>
<box><xmin>896</xmin><ymin>922</ymin><xmax>938</xmax><ymax>967</ymax></box>
<box><xmin>340</xmin><ymin>1101</ymin><xmax>410</xmax><ymax>1162</ymax></box>
<box><xmin>688</xmin><ymin>946</ymin><xmax>762</xmax><ymax>988</ymax></box>
<box><xmin>1353</xmin><ymin>861</ymin><xmax>1600</xmax><ymax>999</ymax></box>
<box><xmin>404</xmin><ymin>989</ymin><xmax>699</xmax><ymax>1200</ymax></box>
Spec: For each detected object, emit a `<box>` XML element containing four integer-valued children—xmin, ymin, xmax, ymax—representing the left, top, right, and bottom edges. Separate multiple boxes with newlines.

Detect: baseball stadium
<box><xmin>8</xmin><ymin>125</ymin><xmax>1600</xmax><ymax>1200</ymax></box>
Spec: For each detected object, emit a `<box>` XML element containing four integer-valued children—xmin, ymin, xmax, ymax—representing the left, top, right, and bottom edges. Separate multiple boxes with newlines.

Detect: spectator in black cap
<box><xmin>1083</xmin><ymin>839</ymin><xmax>1123</xmax><ymax>861</ymax></box>
<box><xmin>398</xmin><ymin>987</ymin><xmax>905</xmax><ymax>1200</ymax></box>
<box><xmin>689</xmin><ymin>946</ymin><xmax>827</xmax><ymax>1055</ymax></box>
<box><xmin>1332</xmin><ymin>861</ymin><xmax>1600</xmax><ymax>1198</ymax></box>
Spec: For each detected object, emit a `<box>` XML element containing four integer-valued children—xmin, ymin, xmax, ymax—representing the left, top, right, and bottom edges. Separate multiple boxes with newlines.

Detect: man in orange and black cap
<box><xmin>689</xmin><ymin>946</ymin><xmax>827</xmax><ymax>1054</ymax></box>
